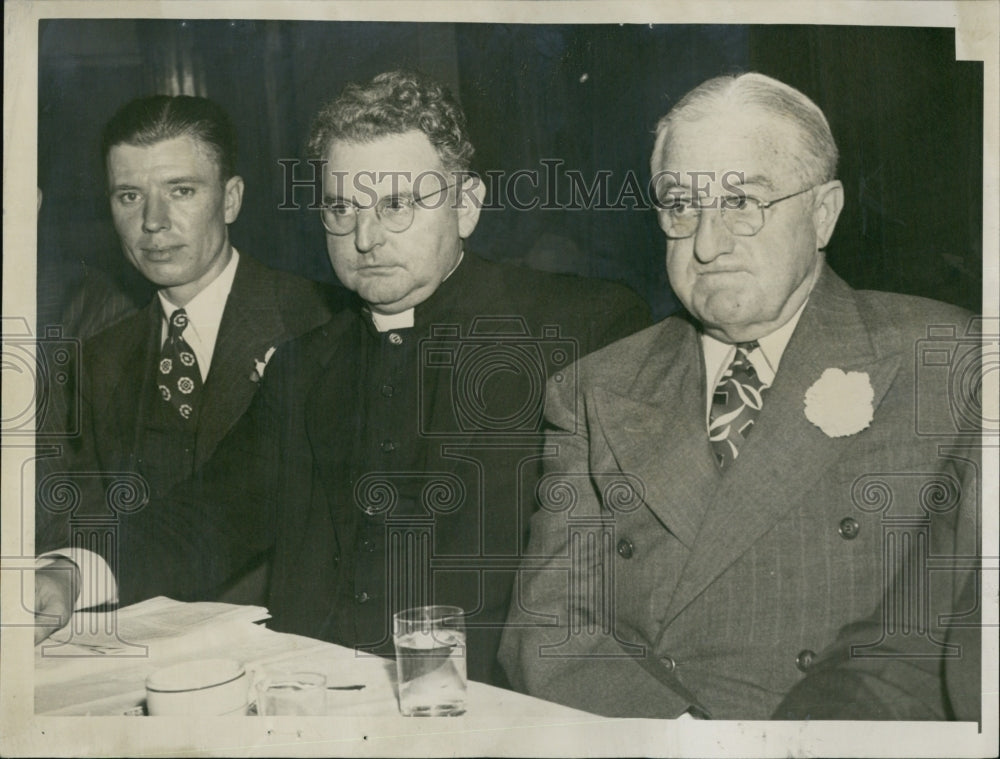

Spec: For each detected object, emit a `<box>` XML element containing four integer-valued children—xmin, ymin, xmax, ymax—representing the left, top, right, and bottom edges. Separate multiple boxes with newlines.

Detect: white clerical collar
<box><xmin>371</xmin><ymin>308</ymin><xmax>415</xmax><ymax>332</ymax></box>
<box><xmin>157</xmin><ymin>248</ymin><xmax>240</xmax><ymax>378</ymax></box>
<box><xmin>368</xmin><ymin>249</ymin><xmax>464</xmax><ymax>333</ymax></box>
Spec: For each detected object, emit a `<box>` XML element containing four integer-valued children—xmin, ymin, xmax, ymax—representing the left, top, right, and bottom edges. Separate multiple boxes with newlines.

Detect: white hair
<box><xmin>651</xmin><ymin>72</ymin><xmax>839</xmax><ymax>185</ymax></box>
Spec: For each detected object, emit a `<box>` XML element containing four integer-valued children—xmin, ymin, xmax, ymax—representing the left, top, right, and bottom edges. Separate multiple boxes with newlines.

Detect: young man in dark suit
<box><xmin>34</xmin><ymin>73</ymin><xmax>650</xmax><ymax>686</ymax></box>
<box><xmin>35</xmin><ymin>95</ymin><xmax>339</xmax><ymax>614</ymax></box>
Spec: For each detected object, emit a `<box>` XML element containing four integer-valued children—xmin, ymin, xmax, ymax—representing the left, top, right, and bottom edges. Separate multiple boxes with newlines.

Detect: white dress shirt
<box><xmin>40</xmin><ymin>250</ymin><xmax>243</xmax><ymax>610</ymax></box>
<box><xmin>699</xmin><ymin>300</ymin><xmax>808</xmax><ymax>424</ymax></box>
<box><xmin>157</xmin><ymin>249</ymin><xmax>240</xmax><ymax>381</ymax></box>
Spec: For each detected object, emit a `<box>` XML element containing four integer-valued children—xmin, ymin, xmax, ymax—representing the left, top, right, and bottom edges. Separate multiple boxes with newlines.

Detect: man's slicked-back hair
<box><xmin>651</xmin><ymin>72</ymin><xmax>839</xmax><ymax>186</ymax></box>
<box><xmin>307</xmin><ymin>70</ymin><xmax>475</xmax><ymax>172</ymax></box>
<box><xmin>101</xmin><ymin>95</ymin><xmax>238</xmax><ymax>181</ymax></box>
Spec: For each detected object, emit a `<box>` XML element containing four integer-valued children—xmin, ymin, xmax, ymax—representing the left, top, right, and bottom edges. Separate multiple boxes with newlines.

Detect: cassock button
<box><xmin>355</xmin><ymin>591</ymin><xmax>370</xmax><ymax>604</ymax></box>
<box><xmin>838</xmin><ymin>517</ymin><xmax>860</xmax><ymax>540</ymax></box>
<box><xmin>380</xmin><ymin>439</ymin><xmax>397</xmax><ymax>453</ymax></box>
<box><xmin>616</xmin><ymin>538</ymin><xmax>634</xmax><ymax>559</ymax></box>
<box><xmin>380</xmin><ymin>383</ymin><xmax>395</xmax><ymax>397</ymax></box>
<box><xmin>388</xmin><ymin>332</ymin><xmax>403</xmax><ymax>345</ymax></box>
<box><xmin>795</xmin><ymin>649</ymin><xmax>816</xmax><ymax>672</ymax></box>
<box><xmin>660</xmin><ymin>656</ymin><xmax>676</xmax><ymax>672</ymax></box>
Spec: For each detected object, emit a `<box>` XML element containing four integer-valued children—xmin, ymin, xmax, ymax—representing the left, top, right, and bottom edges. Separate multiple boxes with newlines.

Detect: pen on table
<box><xmin>327</xmin><ymin>684</ymin><xmax>366</xmax><ymax>691</ymax></box>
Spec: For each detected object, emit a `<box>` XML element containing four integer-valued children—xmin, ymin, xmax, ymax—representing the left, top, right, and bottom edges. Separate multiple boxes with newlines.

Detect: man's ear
<box><xmin>456</xmin><ymin>173</ymin><xmax>486</xmax><ymax>239</ymax></box>
<box><xmin>812</xmin><ymin>179</ymin><xmax>843</xmax><ymax>249</ymax></box>
<box><xmin>224</xmin><ymin>175</ymin><xmax>245</xmax><ymax>225</ymax></box>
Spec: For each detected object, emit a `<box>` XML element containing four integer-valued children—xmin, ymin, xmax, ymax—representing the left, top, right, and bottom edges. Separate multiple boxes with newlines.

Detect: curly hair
<box><xmin>307</xmin><ymin>70</ymin><xmax>474</xmax><ymax>172</ymax></box>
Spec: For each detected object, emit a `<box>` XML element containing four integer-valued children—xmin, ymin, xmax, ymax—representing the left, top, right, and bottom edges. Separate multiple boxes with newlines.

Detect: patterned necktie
<box><xmin>708</xmin><ymin>342</ymin><xmax>770</xmax><ymax>469</ymax></box>
<box><xmin>158</xmin><ymin>308</ymin><xmax>203</xmax><ymax>421</ymax></box>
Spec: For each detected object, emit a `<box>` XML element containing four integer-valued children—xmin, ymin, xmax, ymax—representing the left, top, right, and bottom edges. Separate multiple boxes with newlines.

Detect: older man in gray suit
<box><xmin>500</xmin><ymin>73</ymin><xmax>981</xmax><ymax>720</ymax></box>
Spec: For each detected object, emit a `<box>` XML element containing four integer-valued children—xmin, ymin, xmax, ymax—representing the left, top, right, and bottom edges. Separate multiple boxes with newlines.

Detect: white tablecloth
<box><xmin>35</xmin><ymin>612</ymin><xmax>597</xmax><ymax>724</ymax></box>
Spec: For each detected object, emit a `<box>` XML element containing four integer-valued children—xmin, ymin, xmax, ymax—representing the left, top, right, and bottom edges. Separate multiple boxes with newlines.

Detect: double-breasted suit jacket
<box><xmin>88</xmin><ymin>253</ymin><xmax>651</xmax><ymax>686</ymax></box>
<box><xmin>499</xmin><ymin>266</ymin><xmax>981</xmax><ymax>719</ymax></box>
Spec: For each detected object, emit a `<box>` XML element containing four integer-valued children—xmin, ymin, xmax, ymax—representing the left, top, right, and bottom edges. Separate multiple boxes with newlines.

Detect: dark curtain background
<box><xmin>37</xmin><ymin>21</ymin><xmax>983</xmax><ymax>327</ymax></box>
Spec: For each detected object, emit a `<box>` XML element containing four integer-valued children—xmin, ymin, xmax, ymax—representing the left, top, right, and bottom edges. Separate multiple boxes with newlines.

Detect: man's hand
<box><xmin>34</xmin><ymin>558</ymin><xmax>81</xmax><ymax>645</ymax></box>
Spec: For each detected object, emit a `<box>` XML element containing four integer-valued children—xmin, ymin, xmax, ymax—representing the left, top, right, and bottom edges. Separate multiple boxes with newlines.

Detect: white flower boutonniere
<box><xmin>250</xmin><ymin>346</ymin><xmax>277</xmax><ymax>383</ymax></box>
<box><xmin>804</xmin><ymin>368</ymin><xmax>875</xmax><ymax>437</ymax></box>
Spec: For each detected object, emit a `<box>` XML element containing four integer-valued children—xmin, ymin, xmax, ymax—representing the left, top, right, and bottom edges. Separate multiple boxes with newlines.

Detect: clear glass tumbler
<box><xmin>392</xmin><ymin>605</ymin><xmax>467</xmax><ymax>717</ymax></box>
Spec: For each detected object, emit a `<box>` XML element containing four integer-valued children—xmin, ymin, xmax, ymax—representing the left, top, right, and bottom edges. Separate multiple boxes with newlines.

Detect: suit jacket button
<box><xmin>660</xmin><ymin>656</ymin><xmax>676</xmax><ymax>672</ymax></box>
<box><xmin>380</xmin><ymin>439</ymin><xmax>397</xmax><ymax>453</ymax></box>
<box><xmin>355</xmin><ymin>591</ymin><xmax>370</xmax><ymax>604</ymax></box>
<box><xmin>616</xmin><ymin>538</ymin><xmax>634</xmax><ymax>559</ymax></box>
<box><xmin>795</xmin><ymin>649</ymin><xmax>816</xmax><ymax>672</ymax></box>
<box><xmin>380</xmin><ymin>383</ymin><xmax>394</xmax><ymax>397</ymax></box>
<box><xmin>838</xmin><ymin>517</ymin><xmax>860</xmax><ymax>540</ymax></box>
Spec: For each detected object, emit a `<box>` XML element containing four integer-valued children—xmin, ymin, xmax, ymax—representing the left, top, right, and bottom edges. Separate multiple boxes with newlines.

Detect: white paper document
<box><xmin>44</xmin><ymin>596</ymin><xmax>270</xmax><ymax>654</ymax></box>
<box><xmin>33</xmin><ymin>597</ymin><xmax>318</xmax><ymax>715</ymax></box>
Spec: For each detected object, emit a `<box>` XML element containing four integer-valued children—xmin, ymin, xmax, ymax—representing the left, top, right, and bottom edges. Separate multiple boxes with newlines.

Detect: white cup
<box><xmin>145</xmin><ymin>658</ymin><xmax>250</xmax><ymax>716</ymax></box>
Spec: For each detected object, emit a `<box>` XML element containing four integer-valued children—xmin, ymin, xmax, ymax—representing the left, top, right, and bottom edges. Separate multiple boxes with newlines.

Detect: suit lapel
<box><xmin>195</xmin><ymin>256</ymin><xmax>287</xmax><ymax>465</ymax></box>
<box><xmin>104</xmin><ymin>304</ymin><xmax>160</xmax><ymax>467</ymax></box>
<box><xmin>593</xmin><ymin>318</ymin><xmax>719</xmax><ymax>547</ymax></box>
<box><xmin>660</xmin><ymin>267</ymin><xmax>902</xmax><ymax>625</ymax></box>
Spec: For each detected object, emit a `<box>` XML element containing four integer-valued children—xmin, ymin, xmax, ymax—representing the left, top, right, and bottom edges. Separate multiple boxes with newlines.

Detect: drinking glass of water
<box><xmin>392</xmin><ymin>605</ymin><xmax>467</xmax><ymax>716</ymax></box>
<box><xmin>256</xmin><ymin>671</ymin><xmax>327</xmax><ymax>716</ymax></box>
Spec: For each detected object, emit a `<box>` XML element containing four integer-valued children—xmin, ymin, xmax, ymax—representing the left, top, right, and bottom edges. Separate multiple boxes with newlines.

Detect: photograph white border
<box><xmin>3</xmin><ymin>1</ymin><xmax>997</xmax><ymax>756</ymax></box>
